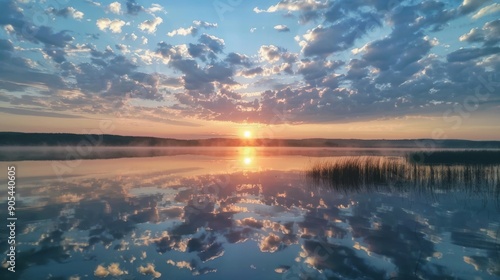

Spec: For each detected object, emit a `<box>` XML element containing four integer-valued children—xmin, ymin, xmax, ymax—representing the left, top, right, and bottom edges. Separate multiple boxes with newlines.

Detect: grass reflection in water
<box><xmin>306</xmin><ymin>152</ymin><xmax>500</xmax><ymax>198</ymax></box>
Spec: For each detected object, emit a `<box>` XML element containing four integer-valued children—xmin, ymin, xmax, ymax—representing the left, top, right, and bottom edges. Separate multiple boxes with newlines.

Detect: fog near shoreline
<box><xmin>0</xmin><ymin>146</ymin><xmax>494</xmax><ymax>162</ymax></box>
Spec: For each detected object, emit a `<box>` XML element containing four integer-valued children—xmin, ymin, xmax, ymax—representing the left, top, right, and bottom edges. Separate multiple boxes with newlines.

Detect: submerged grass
<box><xmin>306</xmin><ymin>155</ymin><xmax>500</xmax><ymax>198</ymax></box>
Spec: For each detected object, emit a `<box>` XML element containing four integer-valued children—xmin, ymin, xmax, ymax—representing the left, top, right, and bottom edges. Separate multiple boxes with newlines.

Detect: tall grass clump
<box><xmin>306</xmin><ymin>156</ymin><xmax>500</xmax><ymax>197</ymax></box>
<box><xmin>307</xmin><ymin>157</ymin><xmax>406</xmax><ymax>190</ymax></box>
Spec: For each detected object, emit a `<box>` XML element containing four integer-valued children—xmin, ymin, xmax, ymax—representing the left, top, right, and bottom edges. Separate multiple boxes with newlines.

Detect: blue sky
<box><xmin>0</xmin><ymin>0</ymin><xmax>499</xmax><ymax>139</ymax></box>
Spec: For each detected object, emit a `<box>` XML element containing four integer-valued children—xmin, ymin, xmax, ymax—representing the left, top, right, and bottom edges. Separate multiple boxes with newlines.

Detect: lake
<box><xmin>1</xmin><ymin>147</ymin><xmax>499</xmax><ymax>279</ymax></box>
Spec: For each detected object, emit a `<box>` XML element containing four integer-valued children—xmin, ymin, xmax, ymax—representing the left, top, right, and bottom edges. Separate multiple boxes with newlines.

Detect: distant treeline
<box><xmin>1</xmin><ymin>132</ymin><xmax>500</xmax><ymax>148</ymax></box>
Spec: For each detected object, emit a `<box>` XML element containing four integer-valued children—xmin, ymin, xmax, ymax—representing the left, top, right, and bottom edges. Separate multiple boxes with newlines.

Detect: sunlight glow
<box><xmin>244</xmin><ymin>130</ymin><xmax>252</xmax><ymax>138</ymax></box>
<box><xmin>244</xmin><ymin>157</ymin><xmax>252</xmax><ymax>165</ymax></box>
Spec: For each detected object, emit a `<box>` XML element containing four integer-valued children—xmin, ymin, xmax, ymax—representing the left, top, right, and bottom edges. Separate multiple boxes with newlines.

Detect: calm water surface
<box><xmin>0</xmin><ymin>148</ymin><xmax>499</xmax><ymax>279</ymax></box>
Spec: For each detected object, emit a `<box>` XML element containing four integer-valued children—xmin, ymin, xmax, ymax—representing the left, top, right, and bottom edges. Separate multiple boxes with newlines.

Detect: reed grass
<box><xmin>306</xmin><ymin>156</ymin><xmax>500</xmax><ymax>197</ymax></box>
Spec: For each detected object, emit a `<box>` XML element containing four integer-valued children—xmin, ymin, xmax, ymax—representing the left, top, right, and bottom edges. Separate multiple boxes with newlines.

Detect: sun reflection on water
<box><xmin>240</xmin><ymin>147</ymin><xmax>256</xmax><ymax>168</ymax></box>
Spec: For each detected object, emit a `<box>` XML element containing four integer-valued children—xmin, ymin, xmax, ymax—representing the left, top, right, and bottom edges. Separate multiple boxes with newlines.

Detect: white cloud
<box><xmin>274</xmin><ymin>24</ymin><xmax>290</xmax><ymax>32</ymax></box>
<box><xmin>4</xmin><ymin>24</ymin><xmax>14</xmax><ymax>34</ymax></box>
<box><xmin>87</xmin><ymin>1</ymin><xmax>101</xmax><ymax>6</ymax></box>
<box><xmin>424</xmin><ymin>36</ymin><xmax>440</xmax><ymax>47</ymax></box>
<box><xmin>167</xmin><ymin>21</ymin><xmax>217</xmax><ymax>37</ymax></box>
<box><xmin>472</xmin><ymin>3</ymin><xmax>500</xmax><ymax>19</ymax></box>
<box><xmin>193</xmin><ymin>20</ymin><xmax>217</xmax><ymax>28</ymax></box>
<box><xmin>136</xmin><ymin>49</ymin><xmax>160</xmax><ymax>64</ymax></box>
<box><xmin>460</xmin><ymin>28</ymin><xmax>479</xmax><ymax>41</ymax></box>
<box><xmin>259</xmin><ymin>45</ymin><xmax>281</xmax><ymax>62</ymax></box>
<box><xmin>250</xmin><ymin>27</ymin><xmax>257</xmax><ymax>33</ymax></box>
<box><xmin>459</xmin><ymin>0</ymin><xmax>491</xmax><ymax>15</ymax></box>
<box><xmin>351</xmin><ymin>43</ymin><xmax>369</xmax><ymax>55</ymax></box>
<box><xmin>68</xmin><ymin>7</ymin><xmax>84</xmax><ymax>20</ymax></box>
<box><xmin>116</xmin><ymin>44</ymin><xmax>130</xmax><ymax>53</ymax></box>
<box><xmin>254</xmin><ymin>0</ymin><xmax>328</xmax><ymax>13</ymax></box>
<box><xmin>96</xmin><ymin>18</ymin><xmax>126</xmax><ymax>33</ymax></box>
<box><xmin>138</xmin><ymin>16</ymin><xmax>163</xmax><ymax>34</ymax></box>
<box><xmin>147</xmin><ymin>4</ymin><xmax>166</xmax><ymax>14</ymax></box>
<box><xmin>253</xmin><ymin>7</ymin><xmax>266</xmax><ymax>13</ymax></box>
<box><xmin>167</xmin><ymin>26</ymin><xmax>195</xmax><ymax>37</ymax></box>
<box><xmin>108</xmin><ymin>2</ymin><xmax>121</xmax><ymax>14</ymax></box>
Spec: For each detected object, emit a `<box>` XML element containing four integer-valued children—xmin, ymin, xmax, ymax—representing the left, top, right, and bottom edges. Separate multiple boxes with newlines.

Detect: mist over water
<box><xmin>0</xmin><ymin>146</ymin><xmax>491</xmax><ymax>161</ymax></box>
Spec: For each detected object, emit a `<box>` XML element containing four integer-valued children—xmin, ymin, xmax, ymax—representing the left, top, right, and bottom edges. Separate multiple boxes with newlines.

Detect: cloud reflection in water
<box><xmin>0</xmin><ymin>157</ymin><xmax>499</xmax><ymax>280</ymax></box>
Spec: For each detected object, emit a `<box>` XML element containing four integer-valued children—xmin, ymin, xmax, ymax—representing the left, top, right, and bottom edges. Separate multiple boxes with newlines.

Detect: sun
<box><xmin>243</xmin><ymin>130</ymin><xmax>252</xmax><ymax>138</ymax></box>
<box><xmin>243</xmin><ymin>157</ymin><xmax>252</xmax><ymax>165</ymax></box>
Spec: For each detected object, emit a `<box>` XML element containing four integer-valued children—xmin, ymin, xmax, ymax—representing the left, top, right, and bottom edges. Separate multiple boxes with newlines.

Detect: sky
<box><xmin>0</xmin><ymin>0</ymin><xmax>499</xmax><ymax>140</ymax></box>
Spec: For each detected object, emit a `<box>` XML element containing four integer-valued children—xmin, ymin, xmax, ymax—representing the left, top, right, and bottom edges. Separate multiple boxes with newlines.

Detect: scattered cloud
<box><xmin>167</xmin><ymin>20</ymin><xmax>217</xmax><ymax>37</ymax></box>
<box><xmin>94</xmin><ymin>263</ymin><xmax>127</xmax><ymax>277</ymax></box>
<box><xmin>1</xmin><ymin>0</ymin><xmax>499</xmax><ymax>128</ymax></box>
<box><xmin>138</xmin><ymin>16</ymin><xmax>163</xmax><ymax>34</ymax></box>
<box><xmin>115</xmin><ymin>43</ymin><xmax>130</xmax><ymax>53</ymax></box>
<box><xmin>254</xmin><ymin>0</ymin><xmax>328</xmax><ymax>23</ymax></box>
<box><xmin>46</xmin><ymin>6</ymin><xmax>84</xmax><ymax>20</ymax></box>
<box><xmin>460</xmin><ymin>19</ymin><xmax>500</xmax><ymax>46</ymax></box>
<box><xmin>137</xmin><ymin>263</ymin><xmax>161</xmax><ymax>278</ymax></box>
<box><xmin>94</xmin><ymin>265</ymin><xmax>109</xmax><ymax>277</ymax></box>
<box><xmin>259</xmin><ymin>233</ymin><xmax>281</xmax><ymax>252</ymax></box>
<box><xmin>108</xmin><ymin>2</ymin><xmax>121</xmax><ymax>14</ymax></box>
<box><xmin>254</xmin><ymin>0</ymin><xmax>328</xmax><ymax>14</ymax></box>
<box><xmin>274</xmin><ymin>25</ymin><xmax>290</xmax><ymax>32</ymax></box>
<box><xmin>194</xmin><ymin>20</ymin><xmax>217</xmax><ymax>28</ymax></box>
<box><xmin>96</xmin><ymin>18</ymin><xmax>126</xmax><ymax>33</ymax></box>
<box><xmin>301</xmin><ymin>16</ymin><xmax>381</xmax><ymax>57</ymax></box>
<box><xmin>147</xmin><ymin>4</ymin><xmax>166</xmax><ymax>14</ymax></box>
<box><xmin>458</xmin><ymin>0</ymin><xmax>491</xmax><ymax>15</ymax></box>
<box><xmin>472</xmin><ymin>3</ymin><xmax>500</xmax><ymax>19</ymax></box>
<box><xmin>168</xmin><ymin>26</ymin><xmax>196</xmax><ymax>37</ymax></box>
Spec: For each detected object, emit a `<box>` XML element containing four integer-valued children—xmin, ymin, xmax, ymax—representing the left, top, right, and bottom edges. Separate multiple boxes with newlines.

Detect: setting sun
<box><xmin>243</xmin><ymin>157</ymin><xmax>252</xmax><ymax>165</ymax></box>
<box><xmin>243</xmin><ymin>131</ymin><xmax>252</xmax><ymax>138</ymax></box>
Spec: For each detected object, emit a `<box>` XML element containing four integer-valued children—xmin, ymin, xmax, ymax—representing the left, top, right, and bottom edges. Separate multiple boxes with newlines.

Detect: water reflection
<box><xmin>0</xmin><ymin>155</ymin><xmax>499</xmax><ymax>279</ymax></box>
<box><xmin>241</xmin><ymin>147</ymin><xmax>255</xmax><ymax>166</ymax></box>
